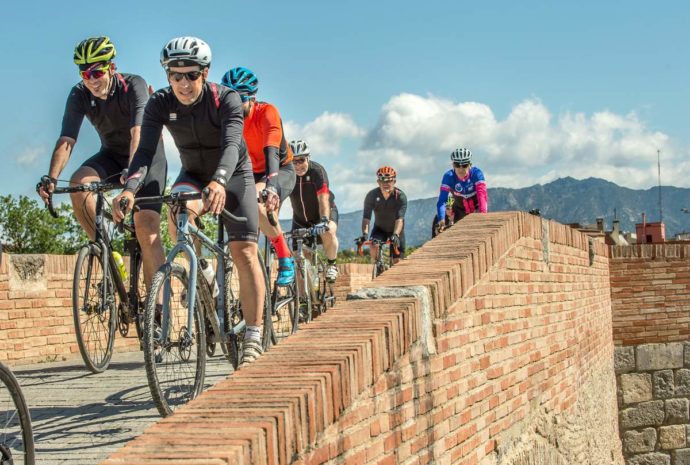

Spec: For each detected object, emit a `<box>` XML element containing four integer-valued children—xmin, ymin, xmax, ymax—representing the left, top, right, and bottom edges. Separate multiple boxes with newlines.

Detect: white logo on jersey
<box><xmin>306</xmin><ymin>176</ymin><xmax>310</xmax><ymax>181</ymax></box>
<box><xmin>170</xmin><ymin>113</ymin><xmax>177</xmax><ymax>121</ymax></box>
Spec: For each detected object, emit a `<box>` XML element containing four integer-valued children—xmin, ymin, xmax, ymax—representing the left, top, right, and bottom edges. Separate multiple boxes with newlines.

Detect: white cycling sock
<box><xmin>245</xmin><ymin>326</ymin><xmax>261</xmax><ymax>343</ymax></box>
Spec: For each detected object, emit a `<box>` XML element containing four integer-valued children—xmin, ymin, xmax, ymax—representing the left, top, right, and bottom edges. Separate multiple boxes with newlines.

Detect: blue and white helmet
<box><xmin>451</xmin><ymin>148</ymin><xmax>472</xmax><ymax>164</ymax></box>
<box><xmin>160</xmin><ymin>36</ymin><xmax>212</xmax><ymax>70</ymax></box>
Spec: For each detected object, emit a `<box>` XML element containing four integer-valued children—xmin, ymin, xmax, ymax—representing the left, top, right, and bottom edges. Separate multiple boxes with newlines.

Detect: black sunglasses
<box><xmin>453</xmin><ymin>162</ymin><xmax>470</xmax><ymax>168</ymax></box>
<box><xmin>168</xmin><ymin>71</ymin><xmax>203</xmax><ymax>82</ymax></box>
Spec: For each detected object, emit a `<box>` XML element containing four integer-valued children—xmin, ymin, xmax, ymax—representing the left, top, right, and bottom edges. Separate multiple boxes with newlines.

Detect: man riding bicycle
<box><xmin>288</xmin><ymin>140</ymin><xmax>339</xmax><ymax>282</ymax></box>
<box><xmin>112</xmin><ymin>37</ymin><xmax>266</xmax><ymax>365</ymax></box>
<box><xmin>37</xmin><ymin>36</ymin><xmax>167</xmax><ymax>290</ymax></box>
<box><xmin>220</xmin><ymin>67</ymin><xmax>296</xmax><ymax>287</ymax></box>
<box><xmin>432</xmin><ymin>148</ymin><xmax>488</xmax><ymax>235</ymax></box>
<box><xmin>356</xmin><ymin>166</ymin><xmax>407</xmax><ymax>265</ymax></box>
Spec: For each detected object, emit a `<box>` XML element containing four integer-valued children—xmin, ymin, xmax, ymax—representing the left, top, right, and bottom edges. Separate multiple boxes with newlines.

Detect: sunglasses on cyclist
<box><xmin>377</xmin><ymin>176</ymin><xmax>395</xmax><ymax>182</ymax></box>
<box><xmin>453</xmin><ymin>162</ymin><xmax>470</xmax><ymax>168</ymax></box>
<box><xmin>293</xmin><ymin>157</ymin><xmax>308</xmax><ymax>164</ymax></box>
<box><xmin>80</xmin><ymin>63</ymin><xmax>110</xmax><ymax>80</ymax></box>
<box><xmin>168</xmin><ymin>71</ymin><xmax>203</xmax><ymax>82</ymax></box>
<box><xmin>239</xmin><ymin>93</ymin><xmax>254</xmax><ymax>103</ymax></box>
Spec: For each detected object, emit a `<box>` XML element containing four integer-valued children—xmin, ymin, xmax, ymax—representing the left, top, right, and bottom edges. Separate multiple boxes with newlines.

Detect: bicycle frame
<box><xmin>161</xmin><ymin>203</ymin><xmax>242</xmax><ymax>343</ymax></box>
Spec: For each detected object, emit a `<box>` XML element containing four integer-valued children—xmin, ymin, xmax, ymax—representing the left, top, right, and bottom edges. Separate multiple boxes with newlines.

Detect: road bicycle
<box><xmin>288</xmin><ymin>226</ymin><xmax>336</xmax><ymax>324</ymax></box>
<box><xmin>0</xmin><ymin>361</ymin><xmax>35</xmax><ymax>465</ymax></box>
<box><xmin>132</xmin><ymin>190</ymin><xmax>272</xmax><ymax>417</ymax></box>
<box><xmin>356</xmin><ymin>238</ymin><xmax>399</xmax><ymax>279</ymax></box>
<box><xmin>38</xmin><ymin>176</ymin><xmax>146</xmax><ymax>374</ymax></box>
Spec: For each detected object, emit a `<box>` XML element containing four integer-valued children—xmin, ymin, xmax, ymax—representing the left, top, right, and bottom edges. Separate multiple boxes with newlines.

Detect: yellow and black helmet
<box><xmin>73</xmin><ymin>37</ymin><xmax>116</xmax><ymax>67</ymax></box>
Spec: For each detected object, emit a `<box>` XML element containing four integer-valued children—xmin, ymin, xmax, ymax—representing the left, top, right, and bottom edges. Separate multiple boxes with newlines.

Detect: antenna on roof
<box><xmin>658</xmin><ymin>149</ymin><xmax>663</xmax><ymax>223</ymax></box>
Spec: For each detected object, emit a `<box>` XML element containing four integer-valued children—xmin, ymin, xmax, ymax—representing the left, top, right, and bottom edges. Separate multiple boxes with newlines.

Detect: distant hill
<box><xmin>283</xmin><ymin>177</ymin><xmax>690</xmax><ymax>250</ymax></box>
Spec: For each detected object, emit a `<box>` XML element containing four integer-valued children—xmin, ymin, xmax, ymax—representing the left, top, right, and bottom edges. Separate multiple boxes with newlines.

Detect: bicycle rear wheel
<box><xmin>143</xmin><ymin>263</ymin><xmax>206</xmax><ymax>417</ymax></box>
<box><xmin>257</xmin><ymin>251</ymin><xmax>274</xmax><ymax>351</ymax></box>
<box><xmin>221</xmin><ymin>261</ymin><xmax>242</xmax><ymax>369</ymax></box>
<box><xmin>73</xmin><ymin>244</ymin><xmax>117</xmax><ymax>373</ymax></box>
<box><xmin>316</xmin><ymin>260</ymin><xmax>336</xmax><ymax>314</ymax></box>
<box><xmin>0</xmin><ymin>362</ymin><xmax>34</xmax><ymax>465</ymax></box>
<box><xmin>271</xmin><ymin>281</ymin><xmax>299</xmax><ymax>341</ymax></box>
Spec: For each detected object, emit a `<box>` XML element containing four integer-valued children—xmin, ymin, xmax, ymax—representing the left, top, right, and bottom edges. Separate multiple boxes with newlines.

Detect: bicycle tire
<box><xmin>0</xmin><ymin>361</ymin><xmax>35</xmax><ymax>465</ymax></box>
<box><xmin>256</xmin><ymin>252</ymin><xmax>274</xmax><ymax>351</ymax></box>
<box><xmin>73</xmin><ymin>244</ymin><xmax>117</xmax><ymax>373</ymax></box>
<box><xmin>316</xmin><ymin>259</ymin><xmax>336</xmax><ymax>314</ymax></box>
<box><xmin>300</xmin><ymin>259</ymin><xmax>313</xmax><ymax>324</ymax></box>
<box><xmin>119</xmin><ymin>255</ymin><xmax>144</xmax><ymax>339</ymax></box>
<box><xmin>271</xmin><ymin>281</ymin><xmax>299</xmax><ymax>341</ymax></box>
<box><xmin>143</xmin><ymin>263</ymin><xmax>206</xmax><ymax>417</ymax></box>
<box><xmin>222</xmin><ymin>261</ymin><xmax>242</xmax><ymax>369</ymax></box>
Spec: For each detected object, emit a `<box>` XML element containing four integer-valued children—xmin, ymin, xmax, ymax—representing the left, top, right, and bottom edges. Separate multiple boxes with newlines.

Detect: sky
<box><xmin>2</xmin><ymin>0</ymin><xmax>690</xmax><ymax>216</ymax></box>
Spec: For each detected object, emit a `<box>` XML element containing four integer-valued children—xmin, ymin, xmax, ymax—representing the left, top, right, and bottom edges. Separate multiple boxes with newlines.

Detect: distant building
<box><xmin>635</xmin><ymin>213</ymin><xmax>665</xmax><ymax>243</ymax></box>
<box><xmin>606</xmin><ymin>219</ymin><xmax>629</xmax><ymax>246</ymax></box>
<box><xmin>568</xmin><ymin>217</ymin><xmax>630</xmax><ymax>246</ymax></box>
<box><xmin>674</xmin><ymin>231</ymin><xmax>690</xmax><ymax>241</ymax></box>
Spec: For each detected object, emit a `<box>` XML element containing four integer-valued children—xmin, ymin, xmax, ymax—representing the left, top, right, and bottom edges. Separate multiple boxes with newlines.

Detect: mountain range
<box><xmin>283</xmin><ymin>177</ymin><xmax>690</xmax><ymax>249</ymax></box>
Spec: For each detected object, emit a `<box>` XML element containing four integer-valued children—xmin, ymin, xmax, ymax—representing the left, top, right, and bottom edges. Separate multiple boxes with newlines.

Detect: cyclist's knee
<box><xmin>230</xmin><ymin>242</ymin><xmax>259</xmax><ymax>268</ymax></box>
<box><xmin>70</xmin><ymin>166</ymin><xmax>99</xmax><ymax>185</ymax></box>
<box><xmin>134</xmin><ymin>211</ymin><xmax>162</xmax><ymax>242</ymax></box>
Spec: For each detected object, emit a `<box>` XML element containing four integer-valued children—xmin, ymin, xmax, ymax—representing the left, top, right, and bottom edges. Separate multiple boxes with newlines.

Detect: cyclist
<box><xmin>432</xmin><ymin>196</ymin><xmax>455</xmax><ymax>238</ymax></box>
<box><xmin>220</xmin><ymin>67</ymin><xmax>296</xmax><ymax>287</ymax></box>
<box><xmin>112</xmin><ymin>37</ymin><xmax>265</xmax><ymax>365</ymax></box>
<box><xmin>37</xmin><ymin>36</ymin><xmax>167</xmax><ymax>290</ymax></box>
<box><xmin>356</xmin><ymin>166</ymin><xmax>407</xmax><ymax>265</ymax></box>
<box><xmin>288</xmin><ymin>140</ymin><xmax>339</xmax><ymax>282</ymax></box>
<box><xmin>432</xmin><ymin>148</ymin><xmax>487</xmax><ymax>235</ymax></box>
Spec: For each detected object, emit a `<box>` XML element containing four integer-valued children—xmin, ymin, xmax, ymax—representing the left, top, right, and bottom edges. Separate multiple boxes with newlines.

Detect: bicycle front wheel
<box><xmin>73</xmin><ymin>244</ymin><xmax>117</xmax><ymax>373</ymax></box>
<box><xmin>143</xmin><ymin>263</ymin><xmax>206</xmax><ymax>417</ymax></box>
<box><xmin>0</xmin><ymin>362</ymin><xmax>34</xmax><ymax>465</ymax></box>
<box><xmin>257</xmin><ymin>252</ymin><xmax>274</xmax><ymax>351</ymax></box>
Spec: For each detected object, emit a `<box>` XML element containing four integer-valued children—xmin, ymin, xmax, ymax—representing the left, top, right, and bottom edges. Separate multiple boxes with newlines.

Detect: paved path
<box><xmin>11</xmin><ymin>351</ymin><xmax>234</xmax><ymax>465</ymax></box>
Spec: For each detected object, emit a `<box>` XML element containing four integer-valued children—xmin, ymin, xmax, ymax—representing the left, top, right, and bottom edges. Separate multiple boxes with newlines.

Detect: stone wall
<box><xmin>101</xmin><ymin>212</ymin><xmax>624</xmax><ymax>465</ymax></box>
<box><xmin>615</xmin><ymin>342</ymin><xmax>690</xmax><ymax>465</ymax></box>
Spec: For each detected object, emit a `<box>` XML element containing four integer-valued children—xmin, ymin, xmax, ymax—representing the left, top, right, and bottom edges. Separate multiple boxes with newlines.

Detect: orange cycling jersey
<box><xmin>243</xmin><ymin>101</ymin><xmax>293</xmax><ymax>174</ymax></box>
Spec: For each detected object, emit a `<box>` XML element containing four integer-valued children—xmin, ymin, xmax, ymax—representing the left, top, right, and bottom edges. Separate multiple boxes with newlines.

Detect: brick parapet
<box><xmin>100</xmin><ymin>211</ymin><xmax>623</xmax><ymax>465</ymax></box>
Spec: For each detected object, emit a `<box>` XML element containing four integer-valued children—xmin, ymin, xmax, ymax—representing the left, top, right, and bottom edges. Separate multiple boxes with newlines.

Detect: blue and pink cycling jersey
<box><xmin>436</xmin><ymin>167</ymin><xmax>488</xmax><ymax>220</ymax></box>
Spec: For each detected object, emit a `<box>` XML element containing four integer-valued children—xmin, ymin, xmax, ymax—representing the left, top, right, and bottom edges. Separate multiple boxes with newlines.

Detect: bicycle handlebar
<box><xmin>259</xmin><ymin>190</ymin><xmax>278</xmax><ymax>227</ymax></box>
<box><xmin>134</xmin><ymin>188</ymin><xmax>248</xmax><ymax>225</ymax></box>
<box><xmin>37</xmin><ymin>177</ymin><xmax>122</xmax><ymax>219</ymax></box>
<box><xmin>286</xmin><ymin>224</ymin><xmax>330</xmax><ymax>240</ymax></box>
<box><xmin>355</xmin><ymin>238</ymin><xmax>399</xmax><ymax>256</ymax></box>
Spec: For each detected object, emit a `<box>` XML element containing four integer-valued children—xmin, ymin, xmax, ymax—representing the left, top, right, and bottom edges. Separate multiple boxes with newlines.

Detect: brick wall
<box><xmin>0</xmin><ymin>254</ymin><xmax>373</xmax><ymax>367</ymax></box>
<box><xmin>610</xmin><ymin>244</ymin><xmax>690</xmax><ymax>346</ymax></box>
<box><xmin>101</xmin><ymin>212</ymin><xmax>624</xmax><ymax>465</ymax></box>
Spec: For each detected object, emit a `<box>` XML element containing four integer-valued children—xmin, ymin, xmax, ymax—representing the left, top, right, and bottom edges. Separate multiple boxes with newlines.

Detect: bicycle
<box><xmin>260</xmin><ymin>235</ymin><xmax>300</xmax><ymax>343</ymax></box>
<box><xmin>38</xmin><ymin>176</ymin><xmax>146</xmax><ymax>374</ymax></box>
<box><xmin>288</xmin><ymin>226</ymin><xmax>336</xmax><ymax>324</ymax></box>
<box><xmin>131</xmin><ymin>189</ymin><xmax>272</xmax><ymax>417</ymax></box>
<box><xmin>356</xmin><ymin>238</ymin><xmax>399</xmax><ymax>279</ymax></box>
<box><xmin>0</xmin><ymin>361</ymin><xmax>35</xmax><ymax>465</ymax></box>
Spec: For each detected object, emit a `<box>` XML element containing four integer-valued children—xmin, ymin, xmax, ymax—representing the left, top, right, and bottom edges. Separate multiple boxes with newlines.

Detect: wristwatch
<box><xmin>212</xmin><ymin>174</ymin><xmax>227</xmax><ymax>187</ymax></box>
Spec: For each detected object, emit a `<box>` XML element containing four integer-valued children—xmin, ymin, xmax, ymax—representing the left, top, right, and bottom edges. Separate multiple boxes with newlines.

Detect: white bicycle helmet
<box><xmin>290</xmin><ymin>140</ymin><xmax>310</xmax><ymax>157</ymax></box>
<box><xmin>451</xmin><ymin>148</ymin><xmax>472</xmax><ymax>164</ymax></box>
<box><xmin>160</xmin><ymin>36</ymin><xmax>212</xmax><ymax>69</ymax></box>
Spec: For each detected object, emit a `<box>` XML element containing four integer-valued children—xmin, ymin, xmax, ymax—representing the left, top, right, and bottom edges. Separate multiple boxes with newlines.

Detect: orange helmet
<box><xmin>376</xmin><ymin>166</ymin><xmax>397</xmax><ymax>180</ymax></box>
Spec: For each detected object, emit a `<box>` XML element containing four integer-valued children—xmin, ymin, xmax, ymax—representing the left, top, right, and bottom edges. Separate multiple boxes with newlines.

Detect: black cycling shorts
<box><xmin>370</xmin><ymin>225</ymin><xmax>405</xmax><ymax>259</ymax></box>
<box><xmin>172</xmin><ymin>170</ymin><xmax>259</xmax><ymax>243</ymax></box>
<box><xmin>253</xmin><ymin>163</ymin><xmax>296</xmax><ymax>203</ymax></box>
<box><xmin>81</xmin><ymin>143</ymin><xmax>167</xmax><ymax>213</ymax></box>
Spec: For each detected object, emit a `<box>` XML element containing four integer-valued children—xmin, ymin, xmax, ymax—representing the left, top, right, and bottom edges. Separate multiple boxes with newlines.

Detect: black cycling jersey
<box><xmin>290</xmin><ymin>161</ymin><xmax>336</xmax><ymax>226</ymax></box>
<box><xmin>127</xmin><ymin>82</ymin><xmax>250</xmax><ymax>185</ymax></box>
<box><xmin>60</xmin><ymin>73</ymin><xmax>148</xmax><ymax>159</ymax></box>
<box><xmin>362</xmin><ymin>187</ymin><xmax>407</xmax><ymax>234</ymax></box>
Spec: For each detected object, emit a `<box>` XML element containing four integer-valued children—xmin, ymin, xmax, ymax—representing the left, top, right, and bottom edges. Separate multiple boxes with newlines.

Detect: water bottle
<box><xmin>199</xmin><ymin>258</ymin><xmax>219</xmax><ymax>298</ymax></box>
<box><xmin>305</xmin><ymin>260</ymin><xmax>320</xmax><ymax>293</ymax></box>
<box><xmin>112</xmin><ymin>251</ymin><xmax>128</xmax><ymax>281</ymax></box>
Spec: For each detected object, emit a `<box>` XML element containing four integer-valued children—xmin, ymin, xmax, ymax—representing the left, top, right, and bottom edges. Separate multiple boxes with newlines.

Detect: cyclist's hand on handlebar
<box><xmin>390</xmin><ymin>233</ymin><xmax>401</xmax><ymax>249</ymax></box>
<box><xmin>261</xmin><ymin>186</ymin><xmax>279</xmax><ymax>213</ymax></box>
<box><xmin>312</xmin><ymin>219</ymin><xmax>329</xmax><ymax>236</ymax></box>
<box><xmin>435</xmin><ymin>222</ymin><xmax>445</xmax><ymax>234</ymax></box>
<box><xmin>112</xmin><ymin>190</ymin><xmax>135</xmax><ymax>223</ymax></box>
<box><xmin>355</xmin><ymin>235</ymin><xmax>366</xmax><ymax>246</ymax></box>
<box><xmin>36</xmin><ymin>175</ymin><xmax>56</xmax><ymax>205</ymax></box>
<box><xmin>119</xmin><ymin>168</ymin><xmax>128</xmax><ymax>186</ymax></box>
<box><xmin>204</xmin><ymin>180</ymin><xmax>226</xmax><ymax>215</ymax></box>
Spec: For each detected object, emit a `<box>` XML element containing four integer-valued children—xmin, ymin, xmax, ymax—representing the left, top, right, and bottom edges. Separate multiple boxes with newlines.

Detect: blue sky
<box><xmin>2</xmin><ymin>0</ymin><xmax>689</xmax><ymax>213</ymax></box>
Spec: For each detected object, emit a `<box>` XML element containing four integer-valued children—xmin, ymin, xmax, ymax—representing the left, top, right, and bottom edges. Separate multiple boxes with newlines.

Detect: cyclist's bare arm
<box><xmin>393</xmin><ymin>219</ymin><xmax>403</xmax><ymax>236</ymax></box>
<box><xmin>128</xmin><ymin>126</ymin><xmax>141</xmax><ymax>165</ymax></box>
<box><xmin>38</xmin><ymin>136</ymin><xmax>75</xmax><ymax>203</ymax></box>
<box><xmin>317</xmin><ymin>192</ymin><xmax>330</xmax><ymax>220</ymax></box>
<box><xmin>361</xmin><ymin>218</ymin><xmax>370</xmax><ymax>236</ymax></box>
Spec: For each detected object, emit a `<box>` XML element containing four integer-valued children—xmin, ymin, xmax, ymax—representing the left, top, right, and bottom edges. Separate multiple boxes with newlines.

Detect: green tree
<box><xmin>0</xmin><ymin>195</ymin><xmax>87</xmax><ymax>254</ymax></box>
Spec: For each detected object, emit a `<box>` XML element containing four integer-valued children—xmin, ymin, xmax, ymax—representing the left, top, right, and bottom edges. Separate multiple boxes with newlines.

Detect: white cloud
<box><xmin>15</xmin><ymin>146</ymin><xmax>45</xmax><ymax>167</ymax></box>
<box><xmin>284</xmin><ymin>112</ymin><xmax>364</xmax><ymax>157</ymax></box>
